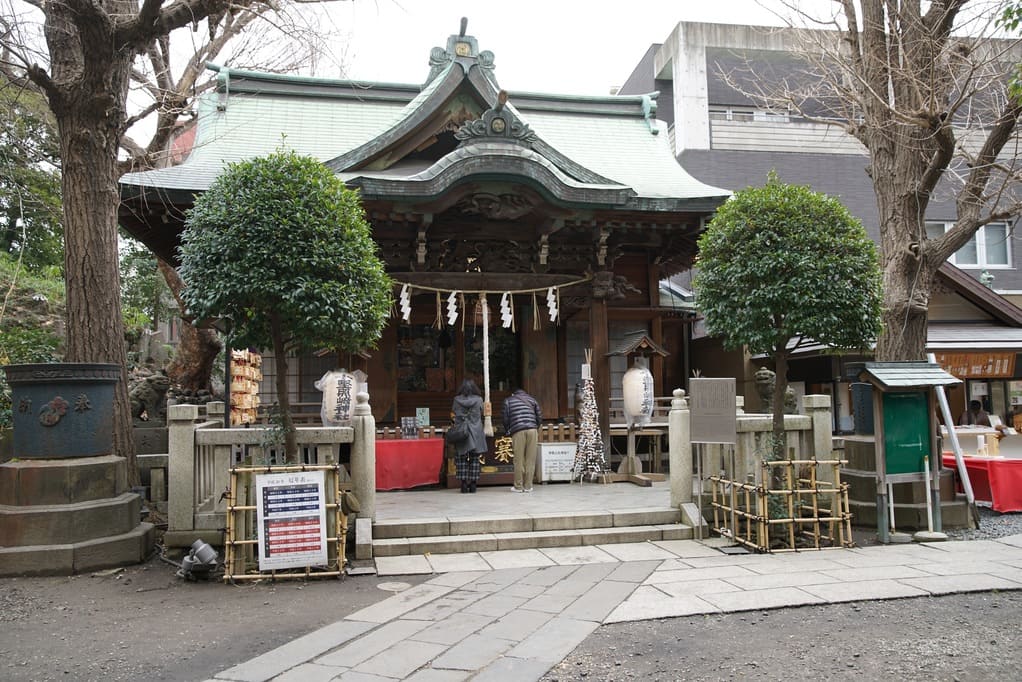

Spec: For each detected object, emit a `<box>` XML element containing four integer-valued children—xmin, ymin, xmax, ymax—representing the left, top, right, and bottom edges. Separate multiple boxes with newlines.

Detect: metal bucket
<box><xmin>3</xmin><ymin>363</ymin><xmax>120</xmax><ymax>458</ymax></box>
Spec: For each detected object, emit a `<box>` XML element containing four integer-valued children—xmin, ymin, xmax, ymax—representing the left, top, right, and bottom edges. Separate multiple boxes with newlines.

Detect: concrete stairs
<box><xmin>372</xmin><ymin>507</ymin><xmax>692</xmax><ymax>557</ymax></box>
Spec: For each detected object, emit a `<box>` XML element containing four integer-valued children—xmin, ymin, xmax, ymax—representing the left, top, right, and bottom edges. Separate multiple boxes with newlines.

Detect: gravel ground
<box><xmin>2</xmin><ymin>509</ymin><xmax>1019</xmax><ymax>682</ymax></box>
<box><xmin>543</xmin><ymin>508</ymin><xmax>1022</xmax><ymax>682</ymax></box>
<box><xmin>542</xmin><ymin>591</ymin><xmax>1022</xmax><ymax>682</ymax></box>
<box><xmin>945</xmin><ymin>505</ymin><xmax>1022</xmax><ymax>540</ymax></box>
<box><xmin>0</xmin><ymin>555</ymin><xmax>428</xmax><ymax>682</ymax></box>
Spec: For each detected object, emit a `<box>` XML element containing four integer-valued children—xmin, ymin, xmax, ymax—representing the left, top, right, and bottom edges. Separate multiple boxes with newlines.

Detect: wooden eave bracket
<box><xmin>416</xmin><ymin>214</ymin><xmax>434</xmax><ymax>265</ymax></box>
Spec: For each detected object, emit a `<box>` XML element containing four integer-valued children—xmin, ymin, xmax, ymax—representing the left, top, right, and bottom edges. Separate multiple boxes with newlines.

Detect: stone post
<box><xmin>203</xmin><ymin>402</ymin><xmax>231</xmax><ymax>515</ymax></box>
<box><xmin>669</xmin><ymin>388</ymin><xmax>706</xmax><ymax>534</ymax></box>
<box><xmin>804</xmin><ymin>394</ymin><xmax>833</xmax><ymax>484</ymax></box>
<box><xmin>205</xmin><ymin>401</ymin><xmax>225</xmax><ymax>422</ymax></box>
<box><xmin>167</xmin><ymin>404</ymin><xmax>201</xmax><ymax>536</ymax></box>
<box><xmin>350</xmin><ymin>392</ymin><xmax>376</xmax><ymax>521</ymax></box>
<box><xmin>669</xmin><ymin>388</ymin><xmax>691</xmax><ymax>507</ymax></box>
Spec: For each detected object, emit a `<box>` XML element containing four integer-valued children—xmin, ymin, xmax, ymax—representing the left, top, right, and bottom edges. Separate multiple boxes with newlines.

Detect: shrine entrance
<box><xmin>119</xmin><ymin>22</ymin><xmax>730</xmax><ymax>492</ymax></box>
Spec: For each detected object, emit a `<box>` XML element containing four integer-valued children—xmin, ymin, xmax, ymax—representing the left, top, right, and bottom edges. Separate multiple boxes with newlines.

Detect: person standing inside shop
<box><xmin>959</xmin><ymin>399</ymin><xmax>992</xmax><ymax>427</ymax></box>
<box><xmin>451</xmin><ymin>379</ymin><xmax>487</xmax><ymax>493</ymax></box>
<box><xmin>503</xmin><ymin>386</ymin><xmax>542</xmax><ymax>492</ymax></box>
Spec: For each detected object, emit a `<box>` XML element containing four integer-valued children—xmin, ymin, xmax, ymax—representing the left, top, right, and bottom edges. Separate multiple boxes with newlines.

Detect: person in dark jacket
<box><xmin>451</xmin><ymin>379</ymin><xmax>487</xmax><ymax>493</ymax></box>
<box><xmin>502</xmin><ymin>387</ymin><xmax>541</xmax><ymax>492</ymax></box>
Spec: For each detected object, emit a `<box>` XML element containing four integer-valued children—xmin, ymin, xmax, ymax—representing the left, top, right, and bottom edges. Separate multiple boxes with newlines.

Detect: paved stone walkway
<box><xmin>208</xmin><ymin>534</ymin><xmax>1022</xmax><ymax>681</ymax></box>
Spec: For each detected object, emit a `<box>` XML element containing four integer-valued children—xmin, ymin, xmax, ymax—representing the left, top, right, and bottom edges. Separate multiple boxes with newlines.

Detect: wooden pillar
<box><xmin>652</xmin><ymin>315</ymin><xmax>665</xmax><ymax>396</ymax></box>
<box><xmin>522</xmin><ymin>308</ymin><xmax>559</xmax><ymax>419</ymax></box>
<box><xmin>590</xmin><ymin>296</ymin><xmax>611</xmax><ymax>451</ymax></box>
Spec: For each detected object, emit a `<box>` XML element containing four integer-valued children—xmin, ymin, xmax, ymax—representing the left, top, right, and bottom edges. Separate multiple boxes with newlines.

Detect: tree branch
<box><xmin>116</xmin><ymin>0</ymin><xmax>236</xmax><ymax>50</ymax></box>
<box><xmin>916</xmin><ymin>115</ymin><xmax>957</xmax><ymax>201</ymax></box>
<box><xmin>958</xmin><ymin>95</ymin><xmax>1022</xmax><ymax>217</ymax></box>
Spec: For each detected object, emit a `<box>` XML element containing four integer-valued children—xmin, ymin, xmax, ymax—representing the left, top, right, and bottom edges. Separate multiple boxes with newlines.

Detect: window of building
<box><xmin>708</xmin><ymin>106</ymin><xmax>790</xmax><ymax>123</ymax></box>
<box><xmin>925</xmin><ymin>221</ymin><xmax>1011</xmax><ymax>268</ymax></box>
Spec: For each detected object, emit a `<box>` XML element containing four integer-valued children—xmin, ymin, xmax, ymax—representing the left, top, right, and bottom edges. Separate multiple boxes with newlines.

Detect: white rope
<box><xmin>481</xmin><ymin>295</ymin><xmax>494</xmax><ymax>436</ymax></box>
<box><xmin>390</xmin><ymin>273</ymin><xmax>592</xmax><ymax>296</ymax></box>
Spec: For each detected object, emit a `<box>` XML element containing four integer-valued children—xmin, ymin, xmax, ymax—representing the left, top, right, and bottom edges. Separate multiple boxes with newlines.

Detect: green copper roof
<box><xmin>121</xmin><ymin>31</ymin><xmax>729</xmax><ymax>212</ymax></box>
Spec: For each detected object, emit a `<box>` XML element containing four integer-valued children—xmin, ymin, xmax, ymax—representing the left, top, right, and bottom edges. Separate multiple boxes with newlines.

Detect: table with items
<box><xmin>375</xmin><ymin>437</ymin><xmax>445</xmax><ymax>491</ymax></box>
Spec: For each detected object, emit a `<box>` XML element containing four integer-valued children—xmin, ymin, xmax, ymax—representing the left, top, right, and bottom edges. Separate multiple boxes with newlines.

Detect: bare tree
<box><xmin>0</xmin><ymin>0</ymin><xmax>346</xmax><ymax>483</ymax></box>
<box><xmin>720</xmin><ymin>0</ymin><xmax>1022</xmax><ymax>361</ymax></box>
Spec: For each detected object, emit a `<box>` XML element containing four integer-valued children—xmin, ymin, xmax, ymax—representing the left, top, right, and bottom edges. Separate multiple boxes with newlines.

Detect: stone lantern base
<box><xmin>0</xmin><ymin>455</ymin><xmax>154</xmax><ymax>576</ymax></box>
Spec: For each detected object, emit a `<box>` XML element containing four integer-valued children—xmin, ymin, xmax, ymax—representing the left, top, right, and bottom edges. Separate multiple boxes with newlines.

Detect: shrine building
<box><xmin>119</xmin><ymin>21</ymin><xmax>731</xmax><ymax>444</ymax></box>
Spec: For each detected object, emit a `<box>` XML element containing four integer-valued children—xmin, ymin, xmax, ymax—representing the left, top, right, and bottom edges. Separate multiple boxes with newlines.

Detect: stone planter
<box><xmin>0</xmin><ymin>363</ymin><xmax>154</xmax><ymax>576</ymax></box>
<box><xmin>3</xmin><ymin>363</ymin><xmax>119</xmax><ymax>459</ymax></box>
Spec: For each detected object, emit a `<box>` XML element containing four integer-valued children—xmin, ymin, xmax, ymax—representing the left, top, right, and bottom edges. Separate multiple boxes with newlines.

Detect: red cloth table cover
<box><xmin>376</xmin><ymin>438</ymin><xmax>445</xmax><ymax>491</ymax></box>
<box><xmin>943</xmin><ymin>454</ymin><xmax>1022</xmax><ymax>513</ymax></box>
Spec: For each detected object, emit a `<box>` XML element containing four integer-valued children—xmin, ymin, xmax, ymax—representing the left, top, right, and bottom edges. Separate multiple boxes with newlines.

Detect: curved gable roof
<box><xmin>120</xmin><ymin>26</ymin><xmax>730</xmax><ymax>214</ymax></box>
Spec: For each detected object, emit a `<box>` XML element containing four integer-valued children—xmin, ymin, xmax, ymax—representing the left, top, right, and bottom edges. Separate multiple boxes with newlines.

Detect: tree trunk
<box><xmin>866</xmin><ymin>117</ymin><xmax>934</xmax><ymax>363</ymax></box>
<box><xmin>771</xmin><ymin>350</ymin><xmax>789</xmax><ymax>461</ymax></box>
<box><xmin>876</xmin><ymin>248</ymin><xmax>933</xmax><ymax>361</ymax></box>
<box><xmin>157</xmin><ymin>258</ymin><xmax>222</xmax><ymax>392</ymax></box>
<box><xmin>270</xmin><ymin>313</ymin><xmax>298</xmax><ymax>462</ymax></box>
<box><xmin>48</xmin><ymin>34</ymin><xmax>138</xmax><ymax>484</ymax></box>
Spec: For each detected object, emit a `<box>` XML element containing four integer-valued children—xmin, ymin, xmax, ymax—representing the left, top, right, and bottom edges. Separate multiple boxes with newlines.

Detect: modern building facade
<box><xmin>618</xmin><ymin>22</ymin><xmax>1022</xmax><ymax>427</ymax></box>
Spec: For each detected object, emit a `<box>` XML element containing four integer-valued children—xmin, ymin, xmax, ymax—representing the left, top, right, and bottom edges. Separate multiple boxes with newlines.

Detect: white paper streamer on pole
<box><xmin>446</xmin><ymin>291</ymin><xmax>459</xmax><ymax>326</ymax></box>
<box><xmin>481</xmin><ymin>295</ymin><xmax>494</xmax><ymax>436</ymax></box>
<box><xmin>399</xmin><ymin>284</ymin><xmax>411</xmax><ymax>322</ymax></box>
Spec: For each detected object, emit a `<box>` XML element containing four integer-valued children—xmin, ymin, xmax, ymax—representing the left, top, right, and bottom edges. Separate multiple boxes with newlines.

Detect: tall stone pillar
<box><xmin>669</xmin><ymin>388</ymin><xmax>691</xmax><ymax>507</ymax></box>
<box><xmin>167</xmin><ymin>403</ymin><xmax>201</xmax><ymax>536</ymax></box>
<box><xmin>350</xmin><ymin>392</ymin><xmax>377</xmax><ymax>521</ymax></box>
<box><xmin>804</xmin><ymin>394</ymin><xmax>833</xmax><ymax>484</ymax></box>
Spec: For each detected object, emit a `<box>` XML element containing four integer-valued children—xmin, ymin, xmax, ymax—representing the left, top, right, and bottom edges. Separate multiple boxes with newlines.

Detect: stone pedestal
<box><xmin>840</xmin><ymin>436</ymin><xmax>969</xmax><ymax>531</ymax></box>
<box><xmin>0</xmin><ymin>456</ymin><xmax>154</xmax><ymax>576</ymax></box>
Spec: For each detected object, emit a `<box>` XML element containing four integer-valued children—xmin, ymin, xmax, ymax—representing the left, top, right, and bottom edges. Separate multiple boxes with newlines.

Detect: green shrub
<box><xmin>0</xmin><ymin>326</ymin><xmax>61</xmax><ymax>428</ymax></box>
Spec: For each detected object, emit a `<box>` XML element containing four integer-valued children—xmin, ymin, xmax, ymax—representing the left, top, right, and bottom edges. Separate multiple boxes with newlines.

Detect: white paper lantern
<box><xmin>622</xmin><ymin>359</ymin><xmax>654</xmax><ymax>428</ymax></box>
<box><xmin>315</xmin><ymin>369</ymin><xmax>358</xmax><ymax>426</ymax></box>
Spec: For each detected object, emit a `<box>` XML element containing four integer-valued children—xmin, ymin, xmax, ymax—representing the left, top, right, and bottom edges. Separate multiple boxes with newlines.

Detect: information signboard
<box><xmin>255</xmin><ymin>470</ymin><xmax>328</xmax><ymax>571</ymax></box>
<box><xmin>881</xmin><ymin>391</ymin><xmax>930</xmax><ymax>475</ymax></box>
<box><xmin>690</xmin><ymin>377</ymin><xmax>737</xmax><ymax>445</ymax></box>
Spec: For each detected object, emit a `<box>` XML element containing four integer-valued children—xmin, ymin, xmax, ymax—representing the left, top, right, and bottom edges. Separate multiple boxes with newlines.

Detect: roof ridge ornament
<box><xmin>641</xmin><ymin>93</ymin><xmax>659</xmax><ymax>135</ymax></box>
<box><xmin>455</xmin><ymin>90</ymin><xmax>538</xmax><ymax>145</ymax></box>
<box><xmin>425</xmin><ymin>17</ymin><xmax>495</xmax><ymax>85</ymax></box>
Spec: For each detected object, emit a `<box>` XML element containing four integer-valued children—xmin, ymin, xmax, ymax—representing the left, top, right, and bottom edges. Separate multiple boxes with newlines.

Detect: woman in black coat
<box><xmin>451</xmin><ymin>379</ymin><xmax>487</xmax><ymax>493</ymax></box>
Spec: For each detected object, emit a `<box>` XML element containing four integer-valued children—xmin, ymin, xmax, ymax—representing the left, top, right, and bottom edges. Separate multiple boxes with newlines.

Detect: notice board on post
<box><xmin>881</xmin><ymin>391</ymin><xmax>930</xmax><ymax>475</ymax></box>
<box><xmin>690</xmin><ymin>378</ymin><xmax>737</xmax><ymax>445</ymax></box>
<box><xmin>255</xmin><ymin>470</ymin><xmax>328</xmax><ymax>571</ymax></box>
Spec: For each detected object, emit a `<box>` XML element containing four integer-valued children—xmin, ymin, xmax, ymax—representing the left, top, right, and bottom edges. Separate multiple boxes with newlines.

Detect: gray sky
<box><xmin>329</xmin><ymin>0</ymin><xmax>807</xmax><ymax>95</ymax></box>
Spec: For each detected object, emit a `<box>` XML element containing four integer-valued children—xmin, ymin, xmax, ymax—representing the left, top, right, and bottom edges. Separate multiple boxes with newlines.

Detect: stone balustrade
<box><xmin>164</xmin><ymin>395</ymin><xmax>375</xmax><ymax>548</ymax></box>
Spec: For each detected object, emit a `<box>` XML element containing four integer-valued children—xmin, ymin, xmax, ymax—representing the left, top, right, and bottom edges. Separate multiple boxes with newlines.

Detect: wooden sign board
<box><xmin>690</xmin><ymin>378</ymin><xmax>737</xmax><ymax>445</ymax></box>
<box><xmin>934</xmin><ymin>352</ymin><xmax>1015</xmax><ymax>378</ymax></box>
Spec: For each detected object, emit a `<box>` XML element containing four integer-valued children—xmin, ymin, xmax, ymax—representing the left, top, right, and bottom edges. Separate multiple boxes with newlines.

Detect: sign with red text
<box><xmin>255</xmin><ymin>470</ymin><xmax>327</xmax><ymax>571</ymax></box>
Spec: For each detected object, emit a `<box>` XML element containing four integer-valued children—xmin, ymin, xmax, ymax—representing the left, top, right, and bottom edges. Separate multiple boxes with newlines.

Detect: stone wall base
<box><xmin>0</xmin><ymin>456</ymin><xmax>155</xmax><ymax>576</ymax></box>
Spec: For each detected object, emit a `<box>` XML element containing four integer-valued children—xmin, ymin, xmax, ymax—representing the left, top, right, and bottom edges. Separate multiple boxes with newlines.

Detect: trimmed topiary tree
<box><xmin>694</xmin><ymin>172</ymin><xmax>882</xmax><ymax>459</ymax></box>
<box><xmin>179</xmin><ymin>150</ymin><xmax>392</xmax><ymax>461</ymax></box>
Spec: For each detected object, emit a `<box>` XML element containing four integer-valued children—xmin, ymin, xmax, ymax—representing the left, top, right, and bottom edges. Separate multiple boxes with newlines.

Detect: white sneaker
<box><xmin>523</xmin><ymin>488</ymin><xmax>534</xmax><ymax>493</ymax></box>
<box><xmin>509</xmin><ymin>486</ymin><xmax>524</xmax><ymax>493</ymax></box>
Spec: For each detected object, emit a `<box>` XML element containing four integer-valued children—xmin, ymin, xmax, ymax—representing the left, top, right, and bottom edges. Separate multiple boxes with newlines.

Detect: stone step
<box><xmin>0</xmin><ymin>522</ymin><xmax>155</xmax><ymax>577</ymax></box>
<box><xmin>372</xmin><ymin>522</ymin><xmax>693</xmax><ymax>557</ymax></box>
<box><xmin>0</xmin><ymin>492</ymin><xmax>142</xmax><ymax>546</ymax></box>
<box><xmin>372</xmin><ymin>507</ymin><xmax>682</xmax><ymax>540</ymax></box>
